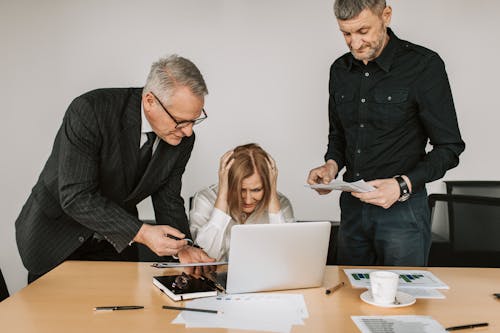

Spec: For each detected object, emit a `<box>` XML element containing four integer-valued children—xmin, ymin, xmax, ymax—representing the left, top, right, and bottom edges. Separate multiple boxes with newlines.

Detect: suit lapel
<box><xmin>119</xmin><ymin>89</ymin><xmax>142</xmax><ymax>193</ymax></box>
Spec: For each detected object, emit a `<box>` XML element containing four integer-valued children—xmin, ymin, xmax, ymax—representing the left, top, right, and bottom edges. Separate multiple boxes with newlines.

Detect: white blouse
<box><xmin>189</xmin><ymin>184</ymin><xmax>295</xmax><ymax>261</ymax></box>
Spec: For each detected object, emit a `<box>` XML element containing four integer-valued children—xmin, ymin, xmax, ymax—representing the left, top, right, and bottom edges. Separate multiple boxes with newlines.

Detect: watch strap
<box><xmin>394</xmin><ymin>175</ymin><xmax>410</xmax><ymax>199</ymax></box>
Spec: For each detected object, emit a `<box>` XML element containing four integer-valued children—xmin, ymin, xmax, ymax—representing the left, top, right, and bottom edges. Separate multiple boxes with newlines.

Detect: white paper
<box><xmin>352</xmin><ymin>315</ymin><xmax>446</xmax><ymax>333</ymax></box>
<box><xmin>344</xmin><ymin>269</ymin><xmax>449</xmax><ymax>290</ymax></box>
<box><xmin>398</xmin><ymin>287</ymin><xmax>445</xmax><ymax>299</ymax></box>
<box><xmin>172</xmin><ymin>293</ymin><xmax>308</xmax><ymax>333</ymax></box>
<box><xmin>306</xmin><ymin>179</ymin><xmax>375</xmax><ymax>193</ymax></box>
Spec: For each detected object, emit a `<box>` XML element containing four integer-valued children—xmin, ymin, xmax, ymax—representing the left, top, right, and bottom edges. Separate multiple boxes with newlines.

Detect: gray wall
<box><xmin>1</xmin><ymin>0</ymin><xmax>498</xmax><ymax>294</ymax></box>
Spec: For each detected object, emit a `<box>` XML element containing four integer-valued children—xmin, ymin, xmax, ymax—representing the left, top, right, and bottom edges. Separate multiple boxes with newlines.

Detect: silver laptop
<box><xmin>221</xmin><ymin>221</ymin><xmax>331</xmax><ymax>294</ymax></box>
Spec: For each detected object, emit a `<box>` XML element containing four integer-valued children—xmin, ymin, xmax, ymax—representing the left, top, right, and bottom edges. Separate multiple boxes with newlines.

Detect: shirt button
<box><xmin>364</xmin><ymin>72</ymin><xmax>369</xmax><ymax>77</ymax></box>
<box><xmin>359</xmin><ymin>123</ymin><xmax>365</xmax><ymax>128</ymax></box>
<box><xmin>361</xmin><ymin>98</ymin><xmax>366</xmax><ymax>103</ymax></box>
<box><xmin>357</xmin><ymin>149</ymin><xmax>362</xmax><ymax>154</ymax></box>
<box><xmin>387</xmin><ymin>96</ymin><xmax>392</xmax><ymax>101</ymax></box>
<box><xmin>78</xmin><ymin>236</ymin><xmax>85</xmax><ymax>243</ymax></box>
<box><xmin>355</xmin><ymin>173</ymin><xmax>360</xmax><ymax>177</ymax></box>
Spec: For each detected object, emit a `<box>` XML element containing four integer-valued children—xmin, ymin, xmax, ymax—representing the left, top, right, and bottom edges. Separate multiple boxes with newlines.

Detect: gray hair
<box><xmin>334</xmin><ymin>0</ymin><xmax>386</xmax><ymax>20</ymax></box>
<box><xmin>143</xmin><ymin>54</ymin><xmax>208</xmax><ymax>102</ymax></box>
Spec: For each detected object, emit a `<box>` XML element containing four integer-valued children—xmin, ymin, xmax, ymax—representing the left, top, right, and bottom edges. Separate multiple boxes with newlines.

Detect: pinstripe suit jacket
<box><xmin>15</xmin><ymin>88</ymin><xmax>195</xmax><ymax>275</ymax></box>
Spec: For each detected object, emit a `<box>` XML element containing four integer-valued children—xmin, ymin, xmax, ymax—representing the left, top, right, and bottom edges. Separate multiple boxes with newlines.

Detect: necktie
<box><xmin>136</xmin><ymin>132</ymin><xmax>156</xmax><ymax>184</ymax></box>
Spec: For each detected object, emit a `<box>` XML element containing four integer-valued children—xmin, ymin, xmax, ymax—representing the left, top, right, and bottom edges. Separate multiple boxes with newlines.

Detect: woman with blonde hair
<box><xmin>189</xmin><ymin>143</ymin><xmax>294</xmax><ymax>261</ymax></box>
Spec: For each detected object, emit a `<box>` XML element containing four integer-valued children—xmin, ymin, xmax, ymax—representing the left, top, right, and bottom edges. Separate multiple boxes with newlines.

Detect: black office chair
<box><xmin>1</xmin><ymin>267</ymin><xmax>9</xmax><ymax>302</ymax></box>
<box><xmin>444</xmin><ymin>180</ymin><xmax>500</xmax><ymax>197</ymax></box>
<box><xmin>428</xmin><ymin>193</ymin><xmax>500</xmax><ymax>267</ymax></box>
<box><xmin>296</xmin><ymin>220</ymin><xmax>340</xmax><ymax>265</ymax></box>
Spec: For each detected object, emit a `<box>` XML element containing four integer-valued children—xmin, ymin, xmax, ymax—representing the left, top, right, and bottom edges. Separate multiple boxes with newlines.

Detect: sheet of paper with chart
<box><xmin>344</xmin><ymin>269</ymin><xmax>449</xmax><ymax>289</ymax></box>
<box><xmin>352</xmin><ymin>316</ymin><xmax>446</xmax><ymax>333</ymax></box>
<box><xmin>306</xmin><ymin>179</ymin><xmax>375</xmax><ymax>193</ymax></box>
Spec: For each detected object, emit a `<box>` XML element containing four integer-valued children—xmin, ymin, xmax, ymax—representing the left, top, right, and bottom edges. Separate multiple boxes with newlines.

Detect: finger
<box><xmin>225</xmin><ymin>157</ymin><xmax>235</xmax><ymax>170</ymax></box>
<box><xmin>315</xmin><ymin>189</ymin><xmax>332</xmax><ymax>195</ymax></box>
<box><xmin>219</xmin><ymin>150</ymin><xmax>234</xmax><ymax>168</ymax></box>
<box><xmin>307</xmin><ymin>168</ymin><xmax>322</xmax><ymax>184</ymax></box>
<box><xmin>193</xmin><ymin>266</ymin><xmax>202</xmax><ymax>277</ymax></box>
<box><xmin>163</xmin><ymin>238</ymin><xmax>188</xmax><ymax>251</ymax></box>
<box><xmin>367</xmin><ymin>179</ymin><xmax>384</xmax><ymax>188</ymax></box>
<box><xmin>223</xmin><ymin>150</ymin><xmax>234</xmax><ymax>164</ymax></box>
<box><xmin>184</xmin><ymin>266</ymin><xmax>194</xmax><ymax>275</ymax></box>
<box><xmin>160</xmin><ymin>225</ymin><xmax>185</xmax><ymax>239</ymax></box>
<box><xmin>267</xmin><ymin>155</ymin><xmax>277</xmax><ymax>169</ymax></box>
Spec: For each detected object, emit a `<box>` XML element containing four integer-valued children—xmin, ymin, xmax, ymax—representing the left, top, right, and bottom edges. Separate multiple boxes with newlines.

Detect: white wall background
<box><xmin>1</xmin><ymin>0</ymin><xmax>498</xmax><ymax>295</ymax></box>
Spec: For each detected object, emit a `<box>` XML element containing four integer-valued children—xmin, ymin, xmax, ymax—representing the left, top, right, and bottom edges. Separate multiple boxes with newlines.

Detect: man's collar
<box><xmin>374</xmin><ymin>27</ymin><xmax>399</xmax><ymax>72</ymax></box>
<box><xmin>344</xmin><ymin>27</ymin><xmax>400</xmax><ymax>72</ymax></box>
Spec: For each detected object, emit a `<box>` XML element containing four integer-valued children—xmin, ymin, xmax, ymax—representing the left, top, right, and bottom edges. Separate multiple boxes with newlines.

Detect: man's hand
<box><xmin>177</xmin><ymin>246</ymin><xmax>215</xmax><ymax>277</ymax></box>
<box><xmin>351</xmin><ymin>178</ymin><xmax>401</xmax><ymax>209</ymax></box>
<box><xmin>307</xmin><ymin>160</ymin><xmax>339</xmax><ymax>195</ymax></box>
<box><xmin>133</xmin><ymin>224</ymin><xmax>188</xmax><ymax>256</ymax></box>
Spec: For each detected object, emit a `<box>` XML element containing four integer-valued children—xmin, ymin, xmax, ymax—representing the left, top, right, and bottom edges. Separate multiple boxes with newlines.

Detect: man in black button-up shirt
<box><xmin>307</xmin><ymin>0</ymin><xmax>464</xmax><ymax>266</ymax></box>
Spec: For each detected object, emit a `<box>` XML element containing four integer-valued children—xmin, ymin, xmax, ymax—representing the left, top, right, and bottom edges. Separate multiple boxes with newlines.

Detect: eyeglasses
<box><xmin>171</xmin><ymin>272</ymin><xmax>192</xmax><ymax>290</ymax></box>
<box><xmin>150</xmin><ymin>92</ymin><xmax>207</xmax><ymax>129</ymax></box>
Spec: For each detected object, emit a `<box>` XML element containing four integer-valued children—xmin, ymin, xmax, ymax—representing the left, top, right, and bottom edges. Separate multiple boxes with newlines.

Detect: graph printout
<box><xmin>344</xmin><ymin>269</ymin><xmax>449</xmax><ymax>289</ymax></box>
<box><xmin>352</xmin><ymin>316</ymin><xmax>446</xmax><ymax>333</ymax></box>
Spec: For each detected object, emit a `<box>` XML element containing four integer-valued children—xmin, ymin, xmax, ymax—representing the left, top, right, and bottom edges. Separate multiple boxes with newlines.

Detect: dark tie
<box><xmin>136</xmin><ymin>131</ymin><xmax>156</xmax><ymax>184</ymax></box>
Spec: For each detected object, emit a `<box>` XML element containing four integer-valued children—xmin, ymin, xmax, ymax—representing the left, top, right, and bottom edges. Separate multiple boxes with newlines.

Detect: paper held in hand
<box><xmin>306</xmin><ymin>179</ymin><xmax>375</xmax><ymax>193</ymax></box>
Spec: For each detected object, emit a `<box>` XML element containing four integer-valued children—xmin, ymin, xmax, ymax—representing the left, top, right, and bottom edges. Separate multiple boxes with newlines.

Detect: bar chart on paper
<box><xmin>344</xmin><ymin>269</ymin><xmax>449</xmax><ymax>289</ymax></box>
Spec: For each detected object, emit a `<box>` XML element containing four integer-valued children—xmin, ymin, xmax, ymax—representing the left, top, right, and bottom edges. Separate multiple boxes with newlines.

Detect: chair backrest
<box><xmin>429</xmin><ymin>194</ymin><xmax>500</xmax><ymax>253</ymax></box>
<box><xmin>445</xmin><ymin>181</ymin><xmax>500</xmax><ymax>197</ymax></box>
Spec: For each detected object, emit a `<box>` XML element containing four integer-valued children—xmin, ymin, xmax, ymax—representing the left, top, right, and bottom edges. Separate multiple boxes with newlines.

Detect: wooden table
<box><xmin>1</xmin><ymin>261</ymin><xmax>499</xmax><ymax>332</ymax></box>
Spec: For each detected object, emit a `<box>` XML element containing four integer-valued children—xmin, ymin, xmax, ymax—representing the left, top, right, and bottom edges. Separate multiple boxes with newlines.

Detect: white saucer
<box><xmin>360</xmin><ymin>290</ymin><xmax>416</xmax><ymax>308</ymax></box>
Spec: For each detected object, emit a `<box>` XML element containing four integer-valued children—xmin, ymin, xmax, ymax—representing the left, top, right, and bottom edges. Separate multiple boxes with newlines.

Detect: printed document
<box><xmin>172</xmin><ymin>293</ymin><xmax>308</xmax><ymax>333</ymax></box>
<box><xmin>344</xmin><ymin>269</ymin><xmax>449</xmax><ymax>290</ymax></box>
<box><xmin>306</xmin><ymin>179</ymin><xmax>375</xmax><ymax>193</ymax></box>
<box><xmin>352</xmin><ymin>315</ymin><xmax>446</xmax><ymax>333</ymax></box>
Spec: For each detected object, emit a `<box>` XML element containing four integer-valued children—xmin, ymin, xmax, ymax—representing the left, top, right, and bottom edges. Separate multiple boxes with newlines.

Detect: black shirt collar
<box><xmin>346</xmin><ymin>28</ymin><xmax>400</xmax><ymax>72</ymax></box>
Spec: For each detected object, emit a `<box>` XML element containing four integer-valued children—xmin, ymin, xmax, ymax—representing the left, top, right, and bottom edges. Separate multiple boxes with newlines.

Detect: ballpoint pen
<box><xmin>325</xmin><ymin>281</ymin><xmax>345</xmax><ymax>295</ymax></box>
<box><xmin>94</xmin><ymin>305</ymin><xmax>144</xmax><ymax>311</ymax></box>
<box><xmin>445</xmin><ymin>322</ymin><xmax>489</xmax><ymax>331</ymax></box>
<box><xmin>162</xmin><ymin>305</ymin><xmax>222</xmax><ymax>314</ymax></box>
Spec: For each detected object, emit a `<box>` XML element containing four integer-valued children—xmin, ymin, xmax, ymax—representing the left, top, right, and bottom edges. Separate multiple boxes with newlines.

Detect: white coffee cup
<box><xmin>369</xmin><ymin>271</ymin><xmax>399</xmax><ymax>305</ymax></box>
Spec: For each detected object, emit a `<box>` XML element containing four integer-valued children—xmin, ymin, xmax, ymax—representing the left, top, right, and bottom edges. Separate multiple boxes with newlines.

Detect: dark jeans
<box><xmin>337</xmin><ymin>189</ymin><xmax>431</xmax><ymax>266</ymax></box>
<box><xmin>28</xmin><ymin>237</ymin><xmax>139</xmax><ymax>283</ymax></box>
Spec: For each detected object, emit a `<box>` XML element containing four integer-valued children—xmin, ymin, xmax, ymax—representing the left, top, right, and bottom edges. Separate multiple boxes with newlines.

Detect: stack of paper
<box><xmin>172</xmin><ymin>293</ymin><xmax>308</xmax><ymax>333</ymax></box>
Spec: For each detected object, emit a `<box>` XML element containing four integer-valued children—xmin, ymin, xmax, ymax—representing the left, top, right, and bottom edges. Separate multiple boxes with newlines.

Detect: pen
<box><xmin>165</xmin><ymin>234</ymin><xmax>202</xmax><ymax>249</ymax></box>
<box><xmin>94</xmin><ymin>305</ymin><xmax>144</xmax><ymax>311</ymax></box>
<box><xmin>445</xmin><ymin>322</ymin><xmax>489</xmax><ymax>331</ymax></box>
<box><xmin>325</xmin><ymin>281</ymin><xmax>345</xmax><ymax>295</ymax></box>
<box><xmin>162</xmin><ymin>305</ymin><xmax>222</xmax><ymax>314</ymax></box>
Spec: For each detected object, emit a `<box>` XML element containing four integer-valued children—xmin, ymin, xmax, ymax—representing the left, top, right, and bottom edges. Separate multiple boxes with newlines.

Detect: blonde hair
<box><xmin>227</xmin><ymin>143</ymin><xmax>272</xmax><ymax>224</ymax></box>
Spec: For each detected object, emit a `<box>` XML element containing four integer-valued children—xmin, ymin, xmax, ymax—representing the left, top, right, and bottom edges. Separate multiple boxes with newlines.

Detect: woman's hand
<box><xmin>214</xmin><ymin>150</ymin><xmax>234</xmax><ymax>212</ymax></box>
<box><xmin>266</xmin><ymin>156</ymin><xmax>281</xmax><ymax>213</ymax></box>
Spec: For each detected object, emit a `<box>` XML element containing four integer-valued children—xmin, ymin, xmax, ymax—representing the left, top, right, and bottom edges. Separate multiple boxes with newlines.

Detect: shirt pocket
<box><xmin>372</xmin><ymin>88</ymin><xmax>411</xmax><ymax>127</ymax></box>
<box><xmin>333</xmin><ymin>91</ymin><xmax>356</xmax><ymax>128</ymax></box>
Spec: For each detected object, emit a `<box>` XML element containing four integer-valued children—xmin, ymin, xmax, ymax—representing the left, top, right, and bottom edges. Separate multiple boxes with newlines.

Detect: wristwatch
<box><xmin>394</xmin><ymin>175</ymin><xmax>410</xmax><ymax>202</ymax></box>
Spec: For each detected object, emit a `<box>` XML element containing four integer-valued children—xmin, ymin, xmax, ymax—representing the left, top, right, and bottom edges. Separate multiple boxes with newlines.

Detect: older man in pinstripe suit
<box><xmin>16</xmin><ymin>55</ymin><xmax>214</xmax><ymax>282</ymax></box>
